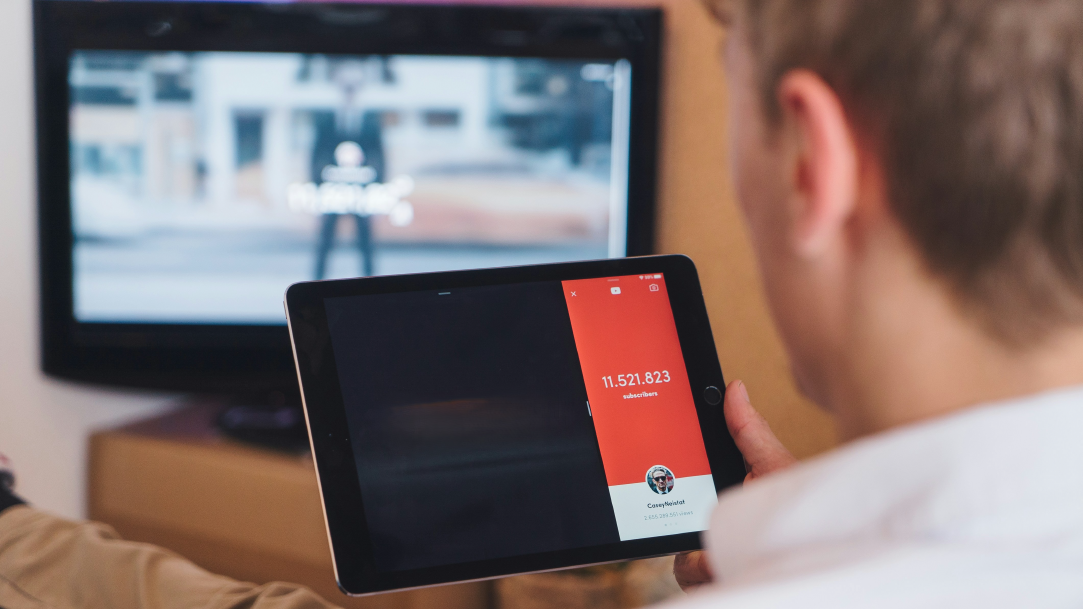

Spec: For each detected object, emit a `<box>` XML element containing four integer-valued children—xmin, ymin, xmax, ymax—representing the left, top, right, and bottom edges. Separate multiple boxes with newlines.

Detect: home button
<box><xmin>703</xmin><ymin>385</ymin><xmax>723</xmax><ymax>406</ymax></box>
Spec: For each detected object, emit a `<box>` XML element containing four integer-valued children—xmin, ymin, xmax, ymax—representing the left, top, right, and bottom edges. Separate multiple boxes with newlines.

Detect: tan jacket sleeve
<box><xmin>0</xmin><ymin>506</ymin><xmax>342</xmax><ymax>609</ymax></box>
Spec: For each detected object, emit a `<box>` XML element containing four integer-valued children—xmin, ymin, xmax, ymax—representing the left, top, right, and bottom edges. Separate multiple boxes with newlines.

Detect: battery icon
<box><xmin>654</xmin><ymin>274</ymin><xmax>662</xmax><ymax>279</ymax></box>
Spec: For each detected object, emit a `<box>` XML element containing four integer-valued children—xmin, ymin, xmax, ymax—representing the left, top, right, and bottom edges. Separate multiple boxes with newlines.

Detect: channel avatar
<box><xmin>647</xmin><ymin>465</ymin><xmax>674</xmax><ymax>494</ymax></box>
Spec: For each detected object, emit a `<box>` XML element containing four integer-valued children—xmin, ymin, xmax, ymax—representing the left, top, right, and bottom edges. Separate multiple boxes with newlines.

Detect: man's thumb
<box><xmin>723</xmin><ymin>380</ymin><xmax>797</xmax><ymax>481</ymax></box>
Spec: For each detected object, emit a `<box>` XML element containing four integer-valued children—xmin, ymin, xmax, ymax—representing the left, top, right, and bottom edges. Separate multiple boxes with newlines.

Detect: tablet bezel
<box><xmin>285</xmin><ymin>255</ymin><xmax>746</xmax><ymax>596</ymax></box>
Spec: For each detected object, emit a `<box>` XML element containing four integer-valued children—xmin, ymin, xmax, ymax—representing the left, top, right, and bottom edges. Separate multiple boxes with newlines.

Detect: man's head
<box><xmin>650</xmin><ymin>468</ymin><xmax>670</xmax><ymax>493</ymax></box>
<box><xmin>711</xmin><ymin>0</ymin><xmax>1083</xmax><ymax>435</ymax></box>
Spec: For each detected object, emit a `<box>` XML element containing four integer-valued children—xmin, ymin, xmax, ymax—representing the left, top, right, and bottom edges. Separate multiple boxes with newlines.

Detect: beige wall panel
<box><xmin>544</xmin><ymin>0</ymin><xmax>836</xmax><ymax>457</ymax></box>
<box><xmin>650</xmin><ymin>0</ymin><xmax>837</xmax><ymax>458</ymax></box>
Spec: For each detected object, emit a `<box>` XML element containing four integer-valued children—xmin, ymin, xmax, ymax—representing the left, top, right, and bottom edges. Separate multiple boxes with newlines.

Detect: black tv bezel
<box><xmin>35</xmin><ymin>1</ymin><xmax>663</xmax><ymax>393</ymax></box>
<box><xmin>285</xmin><ymin>255</ymin><xmax>746</xmax><ymax>595</ymax></box>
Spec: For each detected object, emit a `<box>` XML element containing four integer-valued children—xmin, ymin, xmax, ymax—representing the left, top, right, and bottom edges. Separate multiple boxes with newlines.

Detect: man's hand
<box><xmin>673</xmin><ymin>380</ymin><xmax>797</xmax><ymax>591</ymax></box>
<box><xmin>723</xmin><ymin>380</ymin><xmax>798</xmax><ymax>483</ymax></box>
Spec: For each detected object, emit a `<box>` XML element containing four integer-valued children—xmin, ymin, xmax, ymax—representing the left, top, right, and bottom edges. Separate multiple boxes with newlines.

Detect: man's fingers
<box><xmin>671</xmin><ymin>384</ymin><xmax>792</xmax><ymax>592</ymax></box>
<box><xmin>673</xmin><ymin>550</ymin><xmax>714</xmax><ymax>591</ymax></box>
<box><xmin>723</xmin><ymin>380</ymin><xmax>797</xmax><ymax>481</ymax></box>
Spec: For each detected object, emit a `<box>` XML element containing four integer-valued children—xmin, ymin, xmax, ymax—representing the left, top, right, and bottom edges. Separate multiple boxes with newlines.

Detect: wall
<box><xmin>0</xmin><ymin>0</ymin><xmax>834</xmax><ymax>521</ymax></box>
<box><xmin>650</xmin><ymin>0</ymin><xmax>837</xmax><ymax>458</ymax></box>
<box><xmin>0</xmin><ymin>0</ymin><xmax>175</xmax><ymax>520</ymax></box>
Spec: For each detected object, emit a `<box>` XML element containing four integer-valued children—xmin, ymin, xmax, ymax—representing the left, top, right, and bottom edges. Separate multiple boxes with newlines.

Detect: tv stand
<box><xmin>216</xmin><ymin>391</ymin><xmax>309</xmax><ymax>452</ymax></box>
<box><xmin>88</xmin><ymin>401</ymin><xmax>491</xmax><ymax>609</ymax></box>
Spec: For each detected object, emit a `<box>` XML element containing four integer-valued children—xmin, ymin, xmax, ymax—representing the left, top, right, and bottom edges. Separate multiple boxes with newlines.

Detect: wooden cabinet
<box><xmin>88</xmin><ymin>403</ymin><xmax>491</xmax><ymax>609</ymax></box>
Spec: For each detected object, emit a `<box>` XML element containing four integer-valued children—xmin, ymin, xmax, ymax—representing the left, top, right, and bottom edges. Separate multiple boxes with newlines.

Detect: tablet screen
<box><xmin>323</xmin><ymin>273</ymin><xmax>717</xmax><ymax>572</ymax></box>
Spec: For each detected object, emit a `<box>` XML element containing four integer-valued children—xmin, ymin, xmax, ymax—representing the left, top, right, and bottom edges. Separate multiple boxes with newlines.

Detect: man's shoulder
<box><xmin>702</xmin><ymin>385</ymin><xmax>1083</xmax><ymax>603</ymax></box>
<box><xmin>673</xmin><ymin>543</ymin><xmax>1083</xmax><ymax>609</ymax></box>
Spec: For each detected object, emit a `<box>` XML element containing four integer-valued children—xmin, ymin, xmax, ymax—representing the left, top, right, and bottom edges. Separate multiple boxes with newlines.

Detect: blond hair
<box><xmin>713</xmin><ymin>0</ymin><xmax>1083</xmax><ymax>345</ymax></box>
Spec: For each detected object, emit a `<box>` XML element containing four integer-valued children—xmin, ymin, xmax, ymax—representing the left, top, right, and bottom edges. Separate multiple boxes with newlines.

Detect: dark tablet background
<box><xmin>325</xmin><ymin>282</ymin><xmax>621</xmax><ymax>571</ymax></box>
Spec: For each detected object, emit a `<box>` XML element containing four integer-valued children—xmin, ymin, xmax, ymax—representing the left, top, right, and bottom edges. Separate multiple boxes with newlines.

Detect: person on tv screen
<box><xmin>310</xmin><ymin>56</ymin><xmax>388</xmax><ymax>280</ymax></box>
<box><xmin>4</xmin><ymin>0</ymin><xmax>1083</xmax><ymax>607</ymax></box>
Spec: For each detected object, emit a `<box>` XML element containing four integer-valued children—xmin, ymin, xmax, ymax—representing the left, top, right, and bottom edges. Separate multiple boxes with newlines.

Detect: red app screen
<box><xmin>562</xmin><ymin>274</ymin><xmax>716</xmax><ymax>540</ymax></box>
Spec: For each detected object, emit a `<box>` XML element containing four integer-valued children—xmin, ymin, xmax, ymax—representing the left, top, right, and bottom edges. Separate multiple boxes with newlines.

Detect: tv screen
<box><xmin>37</xmin><ymin>1</ymin><xmax>661</xmax><ymax>391</ymax></box>
<box><xmin>70</xmin><ymin>51</ymin><xmax>633</xmax><ymax>324</ymax></box>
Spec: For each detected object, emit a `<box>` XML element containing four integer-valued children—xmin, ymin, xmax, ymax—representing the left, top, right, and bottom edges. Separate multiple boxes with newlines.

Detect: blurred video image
<box><xmin>70</xmin><ymin>51</ymin><xmax>631</xmax><ymax>323</ymax></box>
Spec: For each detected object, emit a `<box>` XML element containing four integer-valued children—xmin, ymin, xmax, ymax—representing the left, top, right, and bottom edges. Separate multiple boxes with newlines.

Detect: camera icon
<box><xmin>649</xmin><ymin>284</ymin><xmax>659</xmax><ymax>292</ymax></box>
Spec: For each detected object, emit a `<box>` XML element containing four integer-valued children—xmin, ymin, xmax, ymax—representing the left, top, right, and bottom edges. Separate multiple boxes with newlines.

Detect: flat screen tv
<box><xmin>35</xmin><ymin>1</ymin><xmax>662</xmax><ymax>396</ymax></box>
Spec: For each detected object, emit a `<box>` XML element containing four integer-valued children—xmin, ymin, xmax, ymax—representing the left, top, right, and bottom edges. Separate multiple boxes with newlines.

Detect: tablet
<box><xmin>285</xmin><ymin>255</ymin><xmax>746</xmax><ymax>595</ymax></box>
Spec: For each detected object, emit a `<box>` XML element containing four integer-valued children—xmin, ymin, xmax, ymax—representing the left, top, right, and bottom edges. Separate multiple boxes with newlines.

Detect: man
<box><xmin>672</xmin><ymin>0</ymin><xmax>1083</xmax><ymax>605</ymax></box>
<box><xmin>649</xmin><ymin>467</ymin><xmax>673</xmax><ymax>494</ymax></box>
<box><xmin>5</xmin><ymin>0</ymin><xmax>1083</xmax><ymax>606</ymax></box>
<box><xmin>311</xmin><ymin>57</ymin><xmax>388</xmax><ymax>280</ymax></box>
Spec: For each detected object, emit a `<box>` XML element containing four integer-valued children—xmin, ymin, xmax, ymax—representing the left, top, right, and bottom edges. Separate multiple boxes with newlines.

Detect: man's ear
<box><xmin>776</xmin><ymin>70</ymin><xmax>860</xmax><ymax>258</ymax></box>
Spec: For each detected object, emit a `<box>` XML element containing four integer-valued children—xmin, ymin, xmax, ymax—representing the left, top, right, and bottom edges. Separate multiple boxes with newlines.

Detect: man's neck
<box><xmin>831</xmin><ymin>231</ymin><xmax>1083</xmax><ymax>441</ymax></box>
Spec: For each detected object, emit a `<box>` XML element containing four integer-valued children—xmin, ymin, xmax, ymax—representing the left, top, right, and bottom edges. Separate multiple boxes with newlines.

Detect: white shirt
<box><xmin>673</xmin><ymin>385</ymin><xmax>1083</xmax><ymax>608</ymax></box>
